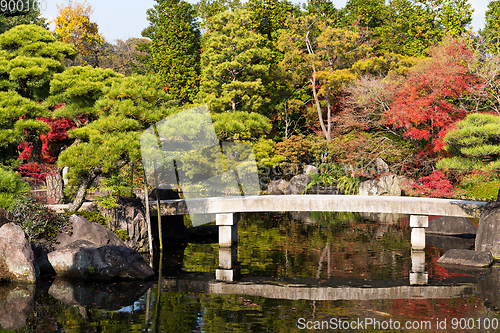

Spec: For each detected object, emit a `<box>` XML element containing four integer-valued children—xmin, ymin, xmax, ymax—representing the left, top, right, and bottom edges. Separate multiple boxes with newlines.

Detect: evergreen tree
<box><xmin>0</xmin><ymin>91</ymin><xmax>49</xmax><ymax>165</ymax></box>
<box><xmin>45</xmin><ymin>66</ymin><xmax>123</xmax><ymax>127</ymax></box>
<box><xmin>483</xmin><ymin>0</ymin><xmax>500</xmax><ymax>48</ymax></box>
<box><xmin>150</xmin><ymin>0</ymin><xmax>201</xmax><ymax>103</ymax></box>
<box><xmin>0</xmin><ymin>24</ymin><xmax>74</xmax><ymax>165</ymax></box>
<box><xmin>0</xmin><ymin>0</ymin><xmax>47</xmax><ymax>34</ymax></box>
<box><xmin>58</xmin><ymin>74</ymin><xmax>177</xmax><ymax>210</ymax></box>
<box><xmin>377</xmin><ymin>0</ymin><xmax>473</xmax><ymax>56</ymax></box>
<box><xmin>196</xmin><ymin>9</ymin><xmax>270</xmax><ymax>113</ymax></box>
<box><xmin>437</xmin><ymin>113</ymin><xmax>500</xmax><ymax>172</ymax></box>
<box><xmin>0</xmin><ymin>24</ymin><xmax>76</xmax><ymax>100</ymax></box>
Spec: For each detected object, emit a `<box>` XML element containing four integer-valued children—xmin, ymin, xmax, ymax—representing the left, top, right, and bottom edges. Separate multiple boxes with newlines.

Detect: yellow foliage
<box><xmin>52</xmin><ymin>0</ymin><xmax>104</xmax><ymax>58</ymax></box>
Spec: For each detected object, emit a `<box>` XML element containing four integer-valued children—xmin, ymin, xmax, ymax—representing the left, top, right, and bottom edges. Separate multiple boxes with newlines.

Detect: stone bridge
<box><xmin>149</xmin><ymin>194</ymin><xmax>487</xmax><ymax>285</ymax></box>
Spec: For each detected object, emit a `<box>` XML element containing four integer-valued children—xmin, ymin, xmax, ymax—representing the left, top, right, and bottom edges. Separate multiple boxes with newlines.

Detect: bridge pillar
<box><xmin>216</xmin><ymin>245</ymin><xmax>240</xmax><ymax>282</ymax></box>
<box><xmin>410</xmin><ymin>215</ymin><xmax>428</xmax><ymax>250</ymax></box>
<box><xmin>410</xmin><ymin>249</ymin><xmax>428</xmax><ymax>285</ymax></box>
<box><xmin>216</xmin><ymin>213</ymin><xmax>240</xmax><ymax>247</ymax></box>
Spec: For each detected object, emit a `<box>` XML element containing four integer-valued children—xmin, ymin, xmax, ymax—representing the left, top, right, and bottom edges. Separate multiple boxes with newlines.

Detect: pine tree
<box><xmin>437</xmin><ymin>113</ymin><xmax>500</xmax><ymax>172</ymax></box>
<box><xmin>58</xmin><ymin>74</ymin><xmax>177</xmax><ymax>210</ymax></box>
<box><xmin>196</xmin><ymin>9</ymin><xmax>270</xmax><ymax>113</ymax></box>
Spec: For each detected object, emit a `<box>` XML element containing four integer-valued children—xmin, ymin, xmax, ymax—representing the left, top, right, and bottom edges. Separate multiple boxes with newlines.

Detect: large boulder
<box><xmin>437</xmin><ymin>249</ymin><xmax>493</xmax><ymax>268</ymax></box>
<box><xmin>55</xmin><ymin>214</ymin><xmax>126</xmax><ymax>250</ymax></box>
<box><xmin>0</xmin><ymin>284</ymin><xmax>36</xmax><ymax>330</ymax></box>
<box><xmin>358</xmin><ymin>175</ymin><xmax>410</xmax><ymax>196</ymax></box>
<box><xmin>284</xmin><ymin>174</ymin><xmax>311</xmax><ymax>195</ymax></box>
<box><xmin>47</xmin><ymin>240</ymin><xmax>154</xmax><ymax>280</ymax></box>
<box><xmin>476</xmin><ymin>201</ymin><xmax>500</xmax><ymax>259</ymax></box>
<box><xmin>0</xmin><ymin>223</ymin><xmax>39</xmax><ymax>283</ymax></box>
<box><xmin>426</xmin><ymin>216</ymin><xmax>477</xmax><ymax>236</ymax></box>
<box><xmin>92</xmin><ymin>196</ymin><xmax>151</xmax><ymax>253</ymax></box>
<box><xmin>268</xmin><ymin>179</ymin><xmax>289</xmax><ymax>195</ymax></box>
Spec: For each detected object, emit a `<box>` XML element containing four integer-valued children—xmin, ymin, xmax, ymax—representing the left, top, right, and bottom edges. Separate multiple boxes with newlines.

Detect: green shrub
<box><xmin>9</xmin><ymin>196</ymin><xmax>70</xmax><ymax>249</ymax></box>
<box><xmin>0</xmin><ymin>168</ymin><xmax>30</xmax><ymax>210</ymax></box>
<box><xmin>456</xmin><ymin>172</ymin><xmax>500</xmax><ymax>201</ymax></box>
<box><xmin>304</xmin><ymin>163</ymin><xmax>361</xmax><ymax>195</ymax></box>
<box><xmin>64</xmin><ymin>210</ymin><xmax>108</xmax><ymax>227</ymax></box>
<box><xmin>114</xmin><ymin>229</ymin><xmax>129</xmax><ymax>241</ymax></box>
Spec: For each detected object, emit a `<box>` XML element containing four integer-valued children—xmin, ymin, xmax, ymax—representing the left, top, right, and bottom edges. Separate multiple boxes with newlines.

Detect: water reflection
<box><xmin>2</xmin><ymin>212</ymin><xmax>500</xmax><ymax>331</ymax></box>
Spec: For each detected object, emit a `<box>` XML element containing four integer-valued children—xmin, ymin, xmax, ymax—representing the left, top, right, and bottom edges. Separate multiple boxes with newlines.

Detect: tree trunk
<box><xmin>310</xmin><ymin>74</ymin><xmax>329</xmax><ymax>141</ymax></box>
<box><xmin>29</xmin><ymin>137</ymin><xmax>43</xmax><ymax>163</ymax></box>
<box><xmin>46</xmin><ymin>169</ymin><xmax>65</xmax><ymax>204</ymax></box>
<box><xmin>68</xmin><ymin>168</ymin><xmax>100</xmax><ymax>211</ymax></box>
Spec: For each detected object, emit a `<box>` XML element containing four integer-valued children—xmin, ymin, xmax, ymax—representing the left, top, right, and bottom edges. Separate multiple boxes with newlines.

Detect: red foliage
<box><xmin>409</xmin><ymin>170</ymin><xmax>455</xmax><ymax>198</ymax></box>
<box><xmin>17</xmin><ymin>103</ymin><xmax>81</xmax><ymax>182</ymax></box>
<box><xmin>383</xmin><ymin>38</ymin><xmax>481</xmax><ymax>156</ymax></box>
<box><xmin>18</xmin><ymin>116</ymin><xmax>78</xmax><ymax>164</ymax></box>
<box><xmin>17</xmin><ymin>162</ymin><xmax>51</xmax><ymax>185</ymax></box>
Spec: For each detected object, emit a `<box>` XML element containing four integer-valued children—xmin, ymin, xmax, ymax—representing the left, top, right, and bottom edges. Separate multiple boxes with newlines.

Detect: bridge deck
<box><xmin>150</xmin><ymin>195</ymin><xmax>487</xmax><ymax>218</ymax></box>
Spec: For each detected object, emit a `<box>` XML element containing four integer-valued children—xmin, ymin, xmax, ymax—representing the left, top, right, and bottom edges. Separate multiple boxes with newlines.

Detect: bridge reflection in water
<box><xmin>151</xmin><ymin>194</ymin><xmax>486</xmax><ymax>285</ymax></box>
<box><xmin>214</xmin><ymin>243</ymin><xmax>429</xmax><ymax>285</ymax></box>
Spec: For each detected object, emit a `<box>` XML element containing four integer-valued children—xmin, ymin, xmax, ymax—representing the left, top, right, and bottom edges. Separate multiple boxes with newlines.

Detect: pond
<box><xmin>1</xmin><ymin>212</ymin><xmax>499</xmax><ymax>332</ymax></box>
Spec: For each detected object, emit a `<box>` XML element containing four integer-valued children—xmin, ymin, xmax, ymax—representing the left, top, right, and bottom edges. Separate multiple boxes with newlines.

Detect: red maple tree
<box><xmin>383</xmin><ymin>37</ymin><xmax>481</xmax><ymax>156</ymax></box>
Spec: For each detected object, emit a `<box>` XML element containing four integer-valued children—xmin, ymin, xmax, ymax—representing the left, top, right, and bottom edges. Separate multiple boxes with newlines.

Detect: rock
<box><xmin>55</xmin><ymin>214</ymin><xmax>126</xmax><ymax>250</ymax></box>
<box><xmin>373</xmin><ymin>158</ymin><xmax>390</xmax><ymax>175</ymax></box>
<box><xmin>94</xmin><ymin>196</ymin><xmax>151</xmax><ymax>253</ymax></box>
<box><xmin>0</xmin><ymin>284</ymin><xmax>36</xmax><ymax>329</ymax></box>
<box><xmin>303</xmin><ymin>165</ymin><xmax>319</xmax><ymax>176</ymax></box>
<box><xmin>477</xmin><ymin>266</ymin><xmax>500</xmax><ymax>312</ymax></box>
<box><xmin>268</xmin><ymin>179</ymin><xmax>289</xmax><ymax>195</ymax></box>
<box><xmin>358</xmin><ymin>175</ymin><xmax>410</xmax><ymax>196</ymax></box>
<box><xmin>0</xmin><ymin>207</ymin><xmax>13</xmax><ymax>227</ymax></box>
<box><xmin>437</xmin><ymin>249</ymin><xmax>493</xmax><ymax>268</ymax></box>
<box><xmin>47</xmin><ymin>240</ymin><xmax>155</xmax><ymax>280</ymax></box>
<box><xmin>426</xmin><ymin>216</ymin><xmax>477</xmax><ymax>236</ymax></box>
<box><xmin>0</xmin><ymin>223</ymin><xmax>39</xmax><ymax>283</ymax></box>
<box><xmin>48</xmin><ymin>277</ymin><xmax>153</xmax><ymax>310</ymax></box>
<box><xmin>284</xmin><ymin>174</ymin><xmax>311</xmax><ymax>195</ymax></box>
<box><xmin>476</xmin><ymin>202</ymin><xmax>500</xmax><ymax>259</ymax></box>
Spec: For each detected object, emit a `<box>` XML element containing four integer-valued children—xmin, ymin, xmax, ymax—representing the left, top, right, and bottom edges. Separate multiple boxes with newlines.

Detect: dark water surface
<box><xmin>1</xmin><ymin>212</ymin><xmax>500</xmax><ymax>332</ymax></box>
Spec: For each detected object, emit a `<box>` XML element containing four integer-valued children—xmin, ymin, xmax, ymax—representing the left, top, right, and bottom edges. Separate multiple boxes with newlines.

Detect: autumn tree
<box><xmin>196</xmin><ymin>9</ymin><xmax>270</xmax><ymax>113</ymax></box>
<box><xmin>150</xmin><ymin>0</ymin><xmax>200</xmax><ymax>103</ymax></box>
<box><xmin>278</xmin><ymin>16</ymin><xmax>369</xmax><ymax>141</ymax></box>
<box><xmin>53</xmin><ymin>0</ymin><xmax>104</xmax><ymax>67</ymax></box>
<box><xmin>383</xmin><ymin>37</ymin><xmax>480</xmax><ymax>156</ymax></box>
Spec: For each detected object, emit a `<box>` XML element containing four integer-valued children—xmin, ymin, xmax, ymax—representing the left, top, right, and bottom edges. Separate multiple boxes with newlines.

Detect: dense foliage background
<box><xmin>2</xmin><ymin>0</ymin><xmax>500</xmax><ymax>208</ymax></box>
